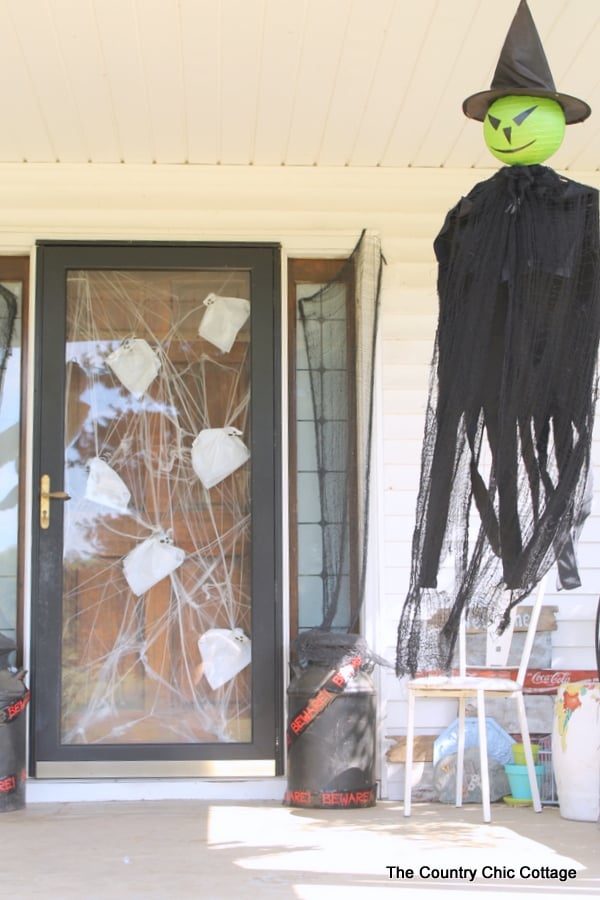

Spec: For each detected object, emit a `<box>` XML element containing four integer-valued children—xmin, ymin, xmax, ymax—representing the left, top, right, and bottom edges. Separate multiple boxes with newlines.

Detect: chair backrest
<box><xmin>485</xmin><ymin>611</ymin><xmax>516</xmax><ymax>669</ymax></box>
<box><xmin>457</xmin><ymin>572</ymin><xmax>549</xmax><ymax>684</ymax></box>
<box><xmin>513</xmin><ymin>573</ymin><xmax>548</xmax><ymax>685</ymax></box>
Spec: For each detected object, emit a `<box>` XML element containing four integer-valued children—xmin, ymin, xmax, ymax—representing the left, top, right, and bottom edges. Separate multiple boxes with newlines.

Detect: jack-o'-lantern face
<box><xmin>483</xmin><ymin>95</ymin><xmax>565</xmax><ymax>165</ymax></box>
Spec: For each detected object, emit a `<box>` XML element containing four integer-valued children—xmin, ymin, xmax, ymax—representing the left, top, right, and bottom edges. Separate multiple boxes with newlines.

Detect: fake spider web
<box><xmin>61</xmin><ymin>269</ymin><xmax>253</xmax><ymax>744</ymax></box>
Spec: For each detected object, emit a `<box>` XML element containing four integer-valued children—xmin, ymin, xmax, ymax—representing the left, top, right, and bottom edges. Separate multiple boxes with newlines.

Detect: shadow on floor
<box><xmin>1</xmin><ymin>800</ymin><xmax>599</xmax><ymax>899</ymax></box>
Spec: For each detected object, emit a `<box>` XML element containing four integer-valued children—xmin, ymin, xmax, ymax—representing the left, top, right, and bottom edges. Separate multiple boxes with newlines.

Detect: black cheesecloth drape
<box><xmin>397</xmin><ymin>165</ymin><xmax>600</xmax><ymax>677</ymax></box>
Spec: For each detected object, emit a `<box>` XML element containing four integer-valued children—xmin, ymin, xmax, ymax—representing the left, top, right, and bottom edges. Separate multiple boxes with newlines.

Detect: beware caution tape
<box><xmin>286</xmin><ymin>656</ymin><xmax>363</xmax><ymax>747</ymax></box>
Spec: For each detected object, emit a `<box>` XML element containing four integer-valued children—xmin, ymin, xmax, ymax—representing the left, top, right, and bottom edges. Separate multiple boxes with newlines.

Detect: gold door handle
<box><xmin>40</xmin><ymin>474</ymin><xmax>71</xmax><ymax>529</ymax></box>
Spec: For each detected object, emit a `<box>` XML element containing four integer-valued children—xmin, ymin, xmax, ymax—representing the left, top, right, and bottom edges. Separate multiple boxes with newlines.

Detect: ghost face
<box><xmin>483</xmin><ymin>95</ymin><xmax>566</xmax><ymax>165</ymax></box>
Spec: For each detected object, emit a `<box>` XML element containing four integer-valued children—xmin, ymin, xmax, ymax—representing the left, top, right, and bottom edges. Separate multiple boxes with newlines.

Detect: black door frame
<box><xmin>30</xmin><ymin>240</ymin><xmax>283</xmax><ymax>777</ymax></box>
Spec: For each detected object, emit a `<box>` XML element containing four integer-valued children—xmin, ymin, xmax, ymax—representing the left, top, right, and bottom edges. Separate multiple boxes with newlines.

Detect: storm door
<box><xmin>30</xmin><ymin>242</ymin><xmax>282</xmax><ymax>778</ymax></box>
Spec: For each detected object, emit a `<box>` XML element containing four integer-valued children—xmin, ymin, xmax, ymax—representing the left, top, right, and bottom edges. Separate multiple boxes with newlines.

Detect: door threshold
<box><xmin>35</xmin><ymin>759</ymin><xmax>276</xmax><ymax>779</ymax></box>
<box><xmin>26</xmin><ymin>775</ymin><xmax>287</xmax><ymax>804</ymax></box>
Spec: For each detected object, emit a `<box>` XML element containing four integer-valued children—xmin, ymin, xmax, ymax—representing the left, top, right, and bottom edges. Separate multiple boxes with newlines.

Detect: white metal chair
<box><xmin>403</xmin><ymin>573</ymin><xmax>548</xmax><ymax>822</ymax></box>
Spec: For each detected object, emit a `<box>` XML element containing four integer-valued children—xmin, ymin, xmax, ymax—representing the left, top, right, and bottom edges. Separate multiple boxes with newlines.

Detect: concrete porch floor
<box><xmin>2</xmin><ymin>800</ymin><xmax>599</xmax><ymax>899</ymax></box>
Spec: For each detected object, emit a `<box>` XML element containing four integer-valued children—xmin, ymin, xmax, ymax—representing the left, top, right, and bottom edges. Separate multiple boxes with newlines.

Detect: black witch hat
<box><xmin>463</xmin><ymin>0</ymin><xmax>590</xmax><ymax>124</ymax></box>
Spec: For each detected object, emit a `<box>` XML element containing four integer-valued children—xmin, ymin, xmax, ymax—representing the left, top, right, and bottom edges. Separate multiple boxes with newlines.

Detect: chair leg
<box><xmin>514</xmin><ymin>692</ymin><xmax>542</xmax><ymax>813</ymax></box>
<box><xmin>456</xmin><ymin>696</ymin><xmax>466</xmax><ymax>808</ymax></box>
<box><xmin>477</xmin><ymin>690</ymin><xmax>491</xmax><ymax>823</ymax></box>
<box><xmin>403</xmin><ymin>689</ymin><xmax>415</xmax><ymax>817</ymax></box>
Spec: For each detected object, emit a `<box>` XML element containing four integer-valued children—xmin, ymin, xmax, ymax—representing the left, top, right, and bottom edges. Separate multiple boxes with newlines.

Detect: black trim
<box><xmin>31</xmin><ymin>240</ymin><xmax>282</xmax><ymax>774</ymax></box>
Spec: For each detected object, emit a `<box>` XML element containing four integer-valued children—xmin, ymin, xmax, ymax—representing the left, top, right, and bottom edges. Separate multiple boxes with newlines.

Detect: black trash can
<box><xmin>0</xmin><ymin>670</ymin><xmax>30</xmax><ymax>812</ymax></box>
<box><xmin>285</xmin><ymin>659</ymin><xmax>377</xmax><ymax>809</ymax></box>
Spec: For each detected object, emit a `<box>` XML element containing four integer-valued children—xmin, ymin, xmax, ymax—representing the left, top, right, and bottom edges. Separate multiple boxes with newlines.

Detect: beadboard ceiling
<box><xmin>1</xmin><ymin>0</ymin><xmax>599</xmax><ymax>170</ymax></box>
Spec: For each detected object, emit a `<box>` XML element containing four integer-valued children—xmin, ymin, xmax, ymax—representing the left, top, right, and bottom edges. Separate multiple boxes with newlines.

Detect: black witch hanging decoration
<box><xmin>396</xmin><ymin>0</ymin><xmax>600</xmax><ymax>677</ymax></box>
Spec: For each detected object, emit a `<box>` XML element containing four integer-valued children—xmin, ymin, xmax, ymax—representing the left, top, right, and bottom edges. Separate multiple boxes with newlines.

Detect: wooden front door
<box><xmin>31</xmin><ymin>241</ymin><xmax>282</xmax><ymax>777</ymax></box>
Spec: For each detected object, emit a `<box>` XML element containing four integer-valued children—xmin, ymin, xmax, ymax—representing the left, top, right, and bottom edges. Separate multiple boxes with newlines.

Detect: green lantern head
<box><xmin>483</xmin><ymin>95</ymin><xmax>566</xmax><ymax>165</ymax></box>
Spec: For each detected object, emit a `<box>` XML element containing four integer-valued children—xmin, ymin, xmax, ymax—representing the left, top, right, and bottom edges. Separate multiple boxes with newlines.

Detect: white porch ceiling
<box><xmin>1</xmin><ymin>0</ymin><xmax>599</xmax><ymax>171</ymax></box>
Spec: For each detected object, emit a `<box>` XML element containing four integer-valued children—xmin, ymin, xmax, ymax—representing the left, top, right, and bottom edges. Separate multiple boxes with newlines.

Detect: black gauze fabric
<box><xmin>0</xmin><ymin>283</ymin><xmax>17</xmax><ymax>397</ymax></box>
<box><xmin>396</xmin><ymin>165</ymin><xmax>600</xmax><ymax>677</ymax></box>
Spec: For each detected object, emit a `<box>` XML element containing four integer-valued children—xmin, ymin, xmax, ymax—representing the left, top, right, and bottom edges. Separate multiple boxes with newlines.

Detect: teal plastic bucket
<box><xmin>504</xmin><ymin>763</ymin><xmax>544</xmax><ymax>800</ymax></box>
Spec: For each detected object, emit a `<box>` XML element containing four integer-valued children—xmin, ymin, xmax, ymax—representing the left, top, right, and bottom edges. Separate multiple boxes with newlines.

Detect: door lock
<box><xmin>40</xmin><ymin>474</ymin><xmax>71</xmax><ymax>529</ymax></box>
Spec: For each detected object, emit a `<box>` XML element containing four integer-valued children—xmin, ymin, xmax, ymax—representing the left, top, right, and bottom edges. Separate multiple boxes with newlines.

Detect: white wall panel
<box><xmin>93</xmin><ymin>0</ymin><xmax>154</xmax><ymax>162</ymax></box>
<box><xmin>136</xmin><ymin>0</ymin><xmax>187</xmax><ymax>163</ymax></box>
<box><xmin>251</xmin><ymin>0</ymin><xmax>306</xmax><ymax>166</ymax></box>
<box><xmin>48</xmin><ymin>1</ymin><xmax>120</xmax><ymax>162</ymax></box>
<box><xmin>316</xmin><ymin>0</ymin><xmax>395</xmax><ymax>166</ymax></box>
<box><xmin>6</xmin><ymin>3</ymin><xmax>88</xmax><ymax>162</ymax></box>
<box><xmin>348</xmin><ymin>1</ymin><xmax>437</xmax><ymax>166</ymax></box>
<box><xmin>179</xmin><ymin>0</ymin><xmax>221</xmax><ymax>163</ymax></box>
<box><xmin>0</xmin><ymin>1</ymin><xmax>599</xmax><ymax>168</ymax></box>
<box><xmin>282</xmin><ymin>0</ymin><xmax>349</xmax><ymax>166</ymax></box>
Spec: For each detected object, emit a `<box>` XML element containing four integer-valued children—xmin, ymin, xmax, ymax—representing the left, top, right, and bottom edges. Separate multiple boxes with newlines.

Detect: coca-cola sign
<box><xmin>524</xmin><ymin>670</ymin><xmax>598</xmax><ymax>694</ymax></box>
<box><xmin>463</xmin><ymin>667</ymin><xmax>598</xmax><ymax>693</ymax></box>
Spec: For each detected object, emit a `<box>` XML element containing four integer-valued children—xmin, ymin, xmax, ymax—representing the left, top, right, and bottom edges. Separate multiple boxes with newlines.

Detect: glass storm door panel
<box><xmin>31</xmin><ymin>242</ymin><xmax>282</xmax><ymax>777</ymax></box>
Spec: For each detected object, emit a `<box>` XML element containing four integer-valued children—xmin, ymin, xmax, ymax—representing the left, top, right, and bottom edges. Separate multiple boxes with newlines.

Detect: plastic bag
<box><xmin>433</xmin><ymin>716</ymin><xmax>515</xmax><ymax>766</ymax></box>
<box><xmin>198</xmin><ymin>293</ymin><xmax>250</xmax><ymax>353</ymax></box>
<box><xmin>123</xmin><ymin>535</ymin><xmax>185</xmax><ymax>596</ymax></box>
<box><xmin>84</xmin><ymin>457</ymin><xmax>131</xmax><ymax>512</ymax></box>
<box><xmin>198</xmin><ymin>627</ymin><xmax>252</xmax><ymax>689</ymax></box>
<box><xmin>191</xmin><ymin>427</ymin><xmax>250</xmax><ymax>488</ymax></box>
<box><xmin>106</xmin><ymin>338</ymin><xmax>161</xmax><ymax>396</ymax></box>
<box><xmin>434</xmin><ymin>747</ymin><xmax>510</xmax><ymax>804</ymax></box>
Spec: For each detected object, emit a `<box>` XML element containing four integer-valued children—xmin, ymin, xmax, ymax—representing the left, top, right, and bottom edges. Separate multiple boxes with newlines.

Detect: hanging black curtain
<box><xmin>293</xmin><ymin>231</ymin><xmax>383</xmax><ymax>668</ymax></box>
<box><xmin>396</xmin><ymin>165</ymin><xmax>600</xmax><ymax>677</ymax></box>
<box><xmin>0</xmin><ymin>283</ymin><xmax>17</xmax><ymax>399</ymax></box>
